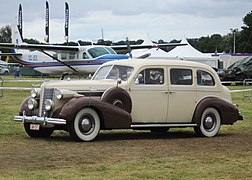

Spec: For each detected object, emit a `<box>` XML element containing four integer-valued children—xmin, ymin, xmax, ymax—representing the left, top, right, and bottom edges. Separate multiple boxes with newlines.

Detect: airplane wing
<box><xmin>111</xmin><ymin>42</ymin><xmax>187</xmax><ymax>50</ymax></box>
<box><xmin>0</xmin><ymin>43</ymin><xmax>79</xmax><ymax>52</ymax></box>
<box><xmin>0</xmin><ymin>43</ymin><xmax>80</xmax><ymax>73</ymax></box>
<box><xmin>0</xmin><ymin>52</ymin><xmax>23</xmax><ymax>56</ymax></box>
<box><xmin>0</xmin><ymin>42</ymin><xmax>186</xmax><ymax>52</ymax></box>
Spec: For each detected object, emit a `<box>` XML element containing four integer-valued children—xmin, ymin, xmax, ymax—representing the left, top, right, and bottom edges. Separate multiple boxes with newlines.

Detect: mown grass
<box><xmin>0</xmin><ymin>77</ymin><xmax>251</xmax><ymax>179</ymax></box>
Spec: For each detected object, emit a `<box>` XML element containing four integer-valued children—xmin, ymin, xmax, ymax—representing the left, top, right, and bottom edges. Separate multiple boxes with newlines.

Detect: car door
<box><xmin>167</xmin><ymin>67</ymin><xmax>197</xmax><ymax>123</ymax></box>
<box><xmin>129</xmin><ymin>66</ymin><xmax>168</xmax><ymax>123</ymax></box>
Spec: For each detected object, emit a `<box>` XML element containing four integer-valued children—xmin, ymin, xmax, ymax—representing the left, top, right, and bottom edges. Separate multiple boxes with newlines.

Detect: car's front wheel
<box><xmin>194</xmin><ymin>107</ymin><xmax>221</xmax><ymax>137</ymax></box>
<box><xmin>68</xmin><ymin>108</ymin><xmax>100</xmax><ymax>142</ymax></box>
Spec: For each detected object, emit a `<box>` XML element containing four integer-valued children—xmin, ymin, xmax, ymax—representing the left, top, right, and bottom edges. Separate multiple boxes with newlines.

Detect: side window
<box><xmin>135</xmin><ymin>68</ymin><xmax>164</xmax><ymax>85</ymax></box>
<box><xmin>197</xmin><ymin>70</ymin><xmax>215</xmax><ymax>86</ymax></box>
<box><xmin>83</xmin><ymin>52</ymin><xmax>89</xmax><ymax>59</ymax></box>
<box><xmin>170</xmin><ymin>69</ymin><xmax>192</xmax><ymax>85</ymax></box>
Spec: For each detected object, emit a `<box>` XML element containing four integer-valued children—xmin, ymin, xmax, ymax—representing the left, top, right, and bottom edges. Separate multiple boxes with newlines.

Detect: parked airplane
<box><xmin>0</xmin><ymin>2</ymin><xmax>185</xmax><ymax>75</ymax></box>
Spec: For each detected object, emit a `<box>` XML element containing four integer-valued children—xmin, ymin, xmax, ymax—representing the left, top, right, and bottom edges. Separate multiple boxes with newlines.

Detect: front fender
<box><xmin>19</xmin><ymin>96</ymin><xmax>39</xmax><ymax>116</ymax></box>
<box><xmin>59</xmin><ymin>97</ymin><xmax>132</xmax><ymax>129</ymax></box>
<box><xmin>192</xmin><ymin>97</ymin><xmax>240</xmax><ymax>125</ymax></box>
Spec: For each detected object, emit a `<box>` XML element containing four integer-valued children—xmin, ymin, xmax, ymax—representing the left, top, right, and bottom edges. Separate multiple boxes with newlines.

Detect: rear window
<box><xmin>197</xmin><ymin>70</ymin><xmax>215</xmax><ymax>86</ymax></box>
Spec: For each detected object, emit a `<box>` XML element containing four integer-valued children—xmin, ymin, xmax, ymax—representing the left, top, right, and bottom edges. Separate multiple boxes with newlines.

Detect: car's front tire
<box><xmin>24</xmin><ymin>123</ymin><xmax>54</xmax><ymax>138</ymax></box>
<box><xmin>194</xmin><ymin>107</ymin><xmax>221</xmax><ymax>137</ymax></box>
<box><xmin>68</xmin><ymin>108</ymin><xmax>100</xmax><ymax>142</ymax></box>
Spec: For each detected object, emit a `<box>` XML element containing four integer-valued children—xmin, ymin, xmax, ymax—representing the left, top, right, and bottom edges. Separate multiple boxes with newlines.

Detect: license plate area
<box><xmin>30</xmin><ymin>124</ymin><xmax>40</xmax><ymax>130</ymax></box>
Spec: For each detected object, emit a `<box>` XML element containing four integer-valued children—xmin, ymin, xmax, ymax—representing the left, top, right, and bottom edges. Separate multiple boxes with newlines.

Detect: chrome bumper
<box><xmin>14</xmin><ymin>112</ymin><xmax>67</xmax><ymax>125</ymax></box>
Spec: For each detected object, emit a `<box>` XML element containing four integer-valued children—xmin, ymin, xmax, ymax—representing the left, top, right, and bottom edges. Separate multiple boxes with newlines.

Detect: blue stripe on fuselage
<box><xmin>11</xmin><ymin>52</ymin><xmax>129</xmax><ymax>68</ymax></box>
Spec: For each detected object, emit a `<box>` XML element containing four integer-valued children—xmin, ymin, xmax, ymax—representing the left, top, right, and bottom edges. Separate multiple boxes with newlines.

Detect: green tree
<box><xmin>0</xmin><ymin>25</ymin><xmax>12</xmax><ymax>60</ymax></box>
<box><xmin>0</xmin><ymin>25</ymin><xmax>11</xmax><ymax>43</ymax></box>
<box><xmin>240</xmin><ymin>10</ymin><xmax>252</xmax><ymax>53</ymax></box>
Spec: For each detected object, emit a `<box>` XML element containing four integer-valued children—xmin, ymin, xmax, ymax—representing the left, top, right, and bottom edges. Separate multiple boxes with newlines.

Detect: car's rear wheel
<box><xmin>194</xmin><ymin>107</ymin><xmax>221</xmax><ymax>137</ymax></box>
<box><xmin>68</xmin><ymin>108</ymin><xmax>100</xmax><ymax>142</ymax></box>
<box><xmin>24</xmin><ymin>123</ymin><xmax>54</xmax><ymax>138</ymax></box>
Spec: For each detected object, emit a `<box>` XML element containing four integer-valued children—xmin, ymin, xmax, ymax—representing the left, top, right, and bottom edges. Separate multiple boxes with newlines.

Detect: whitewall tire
<box><xmin>194</xmin><ymin>107</ymin><xmax>221</xmax><ymax>137</ymax></box>
<box><xmin>69</xmin><ymin>108</ymin><xmax>100</xmax><ymax>142</ymax></box>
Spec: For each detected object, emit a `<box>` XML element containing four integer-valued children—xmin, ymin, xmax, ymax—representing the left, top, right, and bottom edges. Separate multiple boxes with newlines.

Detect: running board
<box><xmin>131</xmin><ymin>123</ymin><xmax>198</xmax><ymax>128</ymax></box>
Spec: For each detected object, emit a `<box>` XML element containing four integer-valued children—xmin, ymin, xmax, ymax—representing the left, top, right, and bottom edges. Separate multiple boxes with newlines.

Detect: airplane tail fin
<box><xmin>11</xmin><ymin>22</ymin><xmax>24</xmax><ymax>45</ymax></box>
<box><xmin>12</xmin><ymin>4</ymin><xmax>24</xmax><ymax>45</ymax></box>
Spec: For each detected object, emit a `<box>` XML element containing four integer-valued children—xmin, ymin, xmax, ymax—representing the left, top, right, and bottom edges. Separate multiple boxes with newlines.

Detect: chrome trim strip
<box><xmin>131</xmin><ymin>123</ymin><xmax>197</xmax><ymax>128</ymax></box>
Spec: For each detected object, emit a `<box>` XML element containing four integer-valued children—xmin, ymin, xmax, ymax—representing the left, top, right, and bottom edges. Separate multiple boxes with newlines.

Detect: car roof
<box><xmin>103</xmin><ymin>58</ymin><xmax>213</xmax><ymax>70</ymax></box>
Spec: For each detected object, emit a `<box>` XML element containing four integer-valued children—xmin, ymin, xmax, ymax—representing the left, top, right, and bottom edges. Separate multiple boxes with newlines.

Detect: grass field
<box><xmin>0</xmin><ymin>76</ymin><xmax>251</xmax><ymax>179</ymax></box>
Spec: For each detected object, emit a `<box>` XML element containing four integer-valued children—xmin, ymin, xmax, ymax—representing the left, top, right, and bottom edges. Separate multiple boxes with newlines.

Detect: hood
<box><xmin>41</xmin><ymin>79</ymin><xmax>126</xmax><ymax>93</ymax></box>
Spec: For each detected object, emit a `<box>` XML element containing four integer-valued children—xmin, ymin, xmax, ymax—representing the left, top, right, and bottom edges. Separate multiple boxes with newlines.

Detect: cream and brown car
<box><xmin>14</xmin><ymin>59</ymin><xmax>243</xmax><ymax>141</ymax></box>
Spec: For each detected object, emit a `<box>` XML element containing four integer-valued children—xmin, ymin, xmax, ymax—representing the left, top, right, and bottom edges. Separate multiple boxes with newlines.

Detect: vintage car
<box><xmin>14</xmin><ymin>59</ymin><xmax>243</xmax><ymax>141</ymax></box>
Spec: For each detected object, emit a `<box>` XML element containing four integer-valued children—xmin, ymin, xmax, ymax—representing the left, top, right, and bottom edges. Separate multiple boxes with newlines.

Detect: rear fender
<box><xmin>192</xmin><ymin>97</ymin><xmax>240</xmax><ymax>125</ymax></box>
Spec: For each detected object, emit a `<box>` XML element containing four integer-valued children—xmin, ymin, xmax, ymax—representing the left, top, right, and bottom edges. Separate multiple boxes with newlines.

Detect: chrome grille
<box><xmin>40</xmin><ymin>88</ymin><xmax>54</xmax><ymax>117</ymax></box>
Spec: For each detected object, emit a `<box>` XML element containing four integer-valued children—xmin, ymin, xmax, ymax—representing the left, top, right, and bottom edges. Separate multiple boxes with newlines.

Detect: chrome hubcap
<box><xmin>204</xmin><ymin>116</ymin><xmax>214</xmax><ymax>129</ymax></box>
<box><xmin>81</xmin><ymin>118</ymin><xmax>92</xmax><ymax>132</ymax></box>
<box><xmin>79</xmin><ymin>114</ymin><xmax>95</xmax><ymax>135</ymax></box>
<box><xmin>204</xmin><ymin>115</ymin><xmax>215</xmax><ymax>131</ymax></box>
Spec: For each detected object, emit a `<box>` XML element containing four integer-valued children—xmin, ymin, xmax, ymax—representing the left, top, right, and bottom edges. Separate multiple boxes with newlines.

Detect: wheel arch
<box><xmin>192</xmin><ymin>97</ymin><xmax>234</xmax><ymax>125</ymax></box>
<box><xmin>59</xmin><ymin>97</ymin><xmax>104</xmax><ymax>125</ymax></box>
<box><xmin>59</xmin><ymin>97</ymin><xmax>132</xmax><ymax>129</ymax></box>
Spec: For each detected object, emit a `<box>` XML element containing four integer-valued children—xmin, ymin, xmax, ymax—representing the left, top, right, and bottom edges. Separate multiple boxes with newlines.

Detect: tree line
<box><xmin>1</xmin><ymin>10</ymin><xmax>252</xmax><ymax>55</ymax></box>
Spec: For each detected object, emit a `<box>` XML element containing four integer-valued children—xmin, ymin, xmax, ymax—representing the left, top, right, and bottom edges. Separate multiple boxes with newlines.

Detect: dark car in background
<box><xmin>221</xmin><ymin>57</ymin><xmax>252</xmax><ymax>83</ymax></box>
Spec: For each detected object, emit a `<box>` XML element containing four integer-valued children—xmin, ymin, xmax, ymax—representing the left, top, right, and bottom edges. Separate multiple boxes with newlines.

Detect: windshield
<box><xmin>88</xmin><ymin>47</ymin><xmax>117</xmax><ymax>58</ymax></box>
<box><xmin>93</xmin><ymin>65</ymin><xmax>134</xmax><ymax>81</ymax></box>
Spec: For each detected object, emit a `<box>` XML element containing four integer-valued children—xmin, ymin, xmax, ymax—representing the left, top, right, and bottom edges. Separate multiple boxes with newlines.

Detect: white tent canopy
<box><xmin>129</xmin><ymin>38</ymin><xmax>171</xmax><ymax>59</ymax></box>
<box><xmin>130</xmin><ymin>37</ymin><xmax>219</xmax><ymax>68</ymax></box>
<box><xmin>166</xmin><ymin>38</ymin><xmax>219</xmax><ymax>68</ymax></box>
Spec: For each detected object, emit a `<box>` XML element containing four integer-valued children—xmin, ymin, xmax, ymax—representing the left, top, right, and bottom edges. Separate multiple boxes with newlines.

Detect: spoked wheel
<box><xmin>194</xmin><ymin>107</ymin><xmax>221</xmax><ymax>137</ymax></box>
<box><xmin>68</xmin><ymin>108</ymin><xmax>100</xmax><ymax>142</ymax></box>
<box><xmin>24</xmin><ymin>123</ymin><xmax>54</xmax><ymax>138</ymax></box>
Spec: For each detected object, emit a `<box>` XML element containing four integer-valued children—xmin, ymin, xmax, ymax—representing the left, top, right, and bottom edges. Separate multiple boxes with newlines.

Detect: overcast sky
<box><xmin>0</xmin><ymin>0</ymin><xmax>251</xmax><ymax>43</ymax></box>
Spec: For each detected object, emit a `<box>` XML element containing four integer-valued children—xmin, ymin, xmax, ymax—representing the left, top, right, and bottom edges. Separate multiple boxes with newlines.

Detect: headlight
<box><xmin>55</xmin><ymin>89</ymin><xmax>63</xmax><ymax>100</ymax></box>
<box><xmin>31</xmin><ymin>88</ymin><xmax>40</xmax><ymax>98</ymax></box>
<box><xmin>44</xmin><ymin>99</ymin><xmax>54</xmax><ymax>111</ymax></box>
<box><xmin>27</xmin><ymin>98</ymin><xmax>38</xmax><ymax>110</ymax></box>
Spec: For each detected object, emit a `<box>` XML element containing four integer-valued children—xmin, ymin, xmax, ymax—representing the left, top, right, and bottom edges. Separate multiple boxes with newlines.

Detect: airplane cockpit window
<box><xmin>135</xmin><ymin>68</ymin><xmax>164</xmax><ymax>85</ymax></box>
<box><xmin>92</xmin><ymin>65</ymin><xmax>134</xmax><ymax>81</ymax></box>
<box><xmin>105</xmin><ymin>47</ymin><xmax>117</xmax><ymax>54</ymax></box>
<box><xmin>88</xmin><ymin>47</ymin><xmax>115</xmax><ymax>58</ymax></box>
